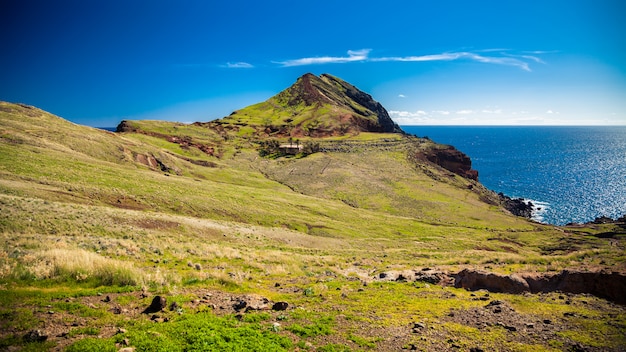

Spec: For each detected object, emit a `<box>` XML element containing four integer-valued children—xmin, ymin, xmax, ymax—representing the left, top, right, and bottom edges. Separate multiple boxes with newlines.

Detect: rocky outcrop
<box><xmin>318</xmin><ymin>74</ymin><xmax>403</xmax><ymax>134</ymax></box>
<box><xmin>498</xmin><ymin>193</ymin><xmax>534</xmax><ymax>218</ymax></box>
<box><xmin>455</xmin><ymin>269</ymin><xmax>530</xmax><ymax>294</ymax></box>
<box><xmin>378</xmin><ymin>268</ymin><xmax>450</xmax><ymax>285</ymax></box>
<box><xmin>417</xmin><ymin>145</ymin><xmax>479</xmax><ymax>180</ymax></box>
<box><xmin>377</xmin><ymin>268</ymin><xmax>626</xmax><ymax>304</ymax></box>
<box><xmin>23</xmin><ymin>329</ymin><xmax>48</xmax><ymax>343</ymax></box>
<box><xmin>522</xmin><ymin>270</ymin><xmax>626</xmax><ymax>305</ymax></box>
<box><xmin>455</xmin><ymin>269</ymin><xmax>626</xmax><ymax>305</ymax></box>
<box><xmin>115</xmin><ymin>120</ymin><xmax>136</xmax><ymax>133</ymax></box>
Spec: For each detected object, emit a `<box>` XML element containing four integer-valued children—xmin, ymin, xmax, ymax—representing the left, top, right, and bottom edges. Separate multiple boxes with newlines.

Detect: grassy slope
<box><xmin>1</xmin><ymin>102</ymin><xmax>624</xmax><ymax>351</ymax></box>
<box><xmin>220</xmin><ymin>74</ymin><xmax>382</xmax><ymax>134</ymax></box>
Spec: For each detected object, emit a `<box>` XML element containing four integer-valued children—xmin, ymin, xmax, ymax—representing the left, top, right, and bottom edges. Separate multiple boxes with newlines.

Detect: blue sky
<box><xmin>1</xmin><ymin>0</ymin><xmax>625</xmax><ymax>126</ymax></box>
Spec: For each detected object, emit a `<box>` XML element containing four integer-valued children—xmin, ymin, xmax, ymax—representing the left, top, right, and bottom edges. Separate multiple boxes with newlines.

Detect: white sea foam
<box><xmin>525</xmin><ymin>199</ymin><xmax>550</xmax><ymax>223</ymax></box>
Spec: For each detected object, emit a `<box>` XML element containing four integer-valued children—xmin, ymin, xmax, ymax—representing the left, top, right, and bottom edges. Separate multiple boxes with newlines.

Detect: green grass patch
<box><xmin>286</xmin><ymin>316</ymin><xmax>334</xmax><ymax>337</ymax></box>
<box><xmin>66</xmin><ymin>337</ymin><xmax>117</xmax><ymax>352</ymax></box>
<box><xmin>120</xmin><ymin>312</ymin><xmax>292</xmax><ymax>352</ymax></box>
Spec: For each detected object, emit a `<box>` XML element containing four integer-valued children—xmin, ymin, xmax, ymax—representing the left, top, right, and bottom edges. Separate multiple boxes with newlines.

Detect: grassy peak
<box><xmin>219</xmin><ymin>73</ymin><xmax>402</xmax><ymax>137</ymax></box>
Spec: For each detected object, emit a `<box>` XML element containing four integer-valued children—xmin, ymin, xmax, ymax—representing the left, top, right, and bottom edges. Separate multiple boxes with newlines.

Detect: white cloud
<box><xmin>274</xmin><ymin>49</ymin><xmax>545</xmax><ymax>71</ymax></box>
<box><xmin>371</xmin><ymin>51</ymin><xmax>532</xmax><ymax>71</ymax></box>
<box><xmin>389</xmin><ymin>110</ymin><xmax>427</xmax><ymax>118</ymax></box>
<box><xmin>398</xmin><ymin>94</ymin><xmax>406</xmax><ymax>98</ymax></box>
<box><xmin>275</xmin><ymin>49</ymin><xmax>371</xmax><ymax>67</ymax></box>
<box><xmin>522</xmin><ymin>50</ymin><xmax>559</xmax><ymax>54</ymax></box>
<box><xmin>502</xmin><ymin>52</ymin><xmax>545</xmax><ymax>65</ymax></box>
<box><xmin>481</xmin><ymin>109</ymin><xmax>502</xmax><ymax>114</ymax></box>
<box><xmin>433</xmin><ymin>110</ymin><xmax>450</xmax><ymax>115</ymax></box>
<box><xmin>456</xmin><ymin>109</ymin><xmax>474</xmax><ymax>114</ymax></box>
<box><xmin>225</xmin><ymin>62</ymin><xmax>254</xmax><ymax>68</ymax></box>
<box><xmin>388</xmin><ymin>110</ymin><xmax>434</xmax><ymax>124</ymax></box>
<box><xmin>520</xmin><ymin>55</ymin><xmax>545</xmax><ymax>64</ymax></box>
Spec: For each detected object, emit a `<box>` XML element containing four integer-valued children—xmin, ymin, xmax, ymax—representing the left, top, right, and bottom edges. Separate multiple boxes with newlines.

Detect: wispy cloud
<box><xmin>372</xmin><ymin>52</ymin><xmax>532</xmax><ymax>71</ymax></box>
<box><xmin>522</xmin><ymin>50</ymin><xmax>559</xmax><ymax>54</ymax></box>
<box><xmin>502</xmin><ymin>52</ymin><xmax>545</xmax><ymax>64</ymax></box>
<box><xmin>275</xmin><ymin>49</ymin><xmax>546</xmax><ymax>71</ymax></box>
<box><xmin>224</xmin><ymin>62</ymin><xmax>254</xmax><ymax>68</ymax></box>
<box><xmin>274</xmin><ymin>49</ymin><xmax>371</xmax><ymax>67</ymax></box>
<box><xmin>398</xmin><ymin>94</ymin><xmax>406</xmax><ymax>98</ymax></box>
<box><xmin>389</xmin><ymin>110</ymin><xmax>428</xmax><ymax>118</ymax></box>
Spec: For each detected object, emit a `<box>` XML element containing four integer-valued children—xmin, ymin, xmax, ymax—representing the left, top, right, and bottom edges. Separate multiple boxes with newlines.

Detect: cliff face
<box><xmin>418</xmin><ymin>145</ymin><xmax>479</xmax><ymax>180</ymax></box>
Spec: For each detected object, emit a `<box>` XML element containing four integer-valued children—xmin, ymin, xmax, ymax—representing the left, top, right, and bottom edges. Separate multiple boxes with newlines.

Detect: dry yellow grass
<box><xmin>1</xmin><ymin>246</ymin><xmax>141</xmax><ymax>286</ymax></box>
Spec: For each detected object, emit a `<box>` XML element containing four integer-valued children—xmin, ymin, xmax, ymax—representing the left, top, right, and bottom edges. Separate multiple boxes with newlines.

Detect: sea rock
<box><xmin>498</xmin><ymin>193</ymin><xmax>534</xmax><ymax>218</ymax></box>
<box><xmin>591</xmin><ymin>216</ymin><xmax>614</xmax><ymax>224</ymax></box>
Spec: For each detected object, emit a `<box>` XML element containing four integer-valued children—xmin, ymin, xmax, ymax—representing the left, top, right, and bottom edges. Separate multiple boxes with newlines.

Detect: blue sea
<box><xmin>402</xmin><ymin>126</ymin><xmax>626</xmax><ymax>225</ymax></box>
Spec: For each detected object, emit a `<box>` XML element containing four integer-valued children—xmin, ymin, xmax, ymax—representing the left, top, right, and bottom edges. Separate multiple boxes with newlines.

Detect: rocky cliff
<box><xmin>414</xmin><ymin>144</ymin><xmax>479</xmax><ymax>181</ymax></box>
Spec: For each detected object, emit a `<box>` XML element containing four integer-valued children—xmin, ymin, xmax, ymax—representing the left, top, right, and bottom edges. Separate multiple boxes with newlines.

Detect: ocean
<box><xmin>402</xmin><ymin>126</ymin><xmax>626</xmax><ymax>225</ymax></box>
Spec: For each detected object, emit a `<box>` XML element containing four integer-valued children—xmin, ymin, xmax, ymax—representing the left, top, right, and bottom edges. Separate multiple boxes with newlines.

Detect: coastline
<box><xmin>402</xmin><ymin>125</ymin><xmax>626</xmax><ymax>225</ymax></box>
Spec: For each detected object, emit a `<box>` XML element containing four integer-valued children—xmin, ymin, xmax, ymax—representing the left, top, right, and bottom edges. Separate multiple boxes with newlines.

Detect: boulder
<box><xmin>143</xmin><ymin>296</ymin><xmax>166</xmax><ymax>314</ymax></box>
<box><xmin>272</xmin><ymin>302</ymin><xmax>289</xmax><ymax>311</ymax></box>
<box><xmin>23</xmin><ymin>329</ymin><xmax>47</xmax><ymax>343</ymax></box>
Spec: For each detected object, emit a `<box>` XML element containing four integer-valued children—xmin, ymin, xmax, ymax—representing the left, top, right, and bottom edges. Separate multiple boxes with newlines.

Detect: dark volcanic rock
<box><xmin>590</xmin><ymin>215</ymin><xmax>619</xmax><ymax>224</ymax></box>
<box><xmin>272</xmin><ymin>302</ymin><xmax>289</xmax><ymax>311</ymax></box>
<box><xmin>232</xmin><ymin>300</ymin><xmax>247</xmax><ymax>311</ymax></box>
<box><xmin>115</xmin><ymin>120</ymin><xmax>136</xmax><ymax>133</ymax></box>
<box><xmin>143</xmin><ymin>295</ymin><xmax>167</xmax><ymax>314</ymax></box>
<box><xmin>414</xmin><ymin>270</ymin><xmax>446</xmax><ymax>284</ymax></box>
<box><xmin>498</xmin><ymin>193</ymin><xmax>534</xmax><ymax>218</ymax></box>
<box><xmin>23</xmin><ymin>329</ymin><xmax>48</xmax><ymax>343</ymax></box>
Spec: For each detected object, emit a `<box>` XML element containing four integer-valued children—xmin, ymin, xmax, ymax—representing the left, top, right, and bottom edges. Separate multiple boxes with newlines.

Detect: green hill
<box><xmin>215</xmin><ymin>73</ymin><xmax>402</xmax><ymax>137</ymax></box>
<box><xmin>1</xmin><ymin>78</ymin><xmax>624</xmax><ymax>352</ymax></box>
